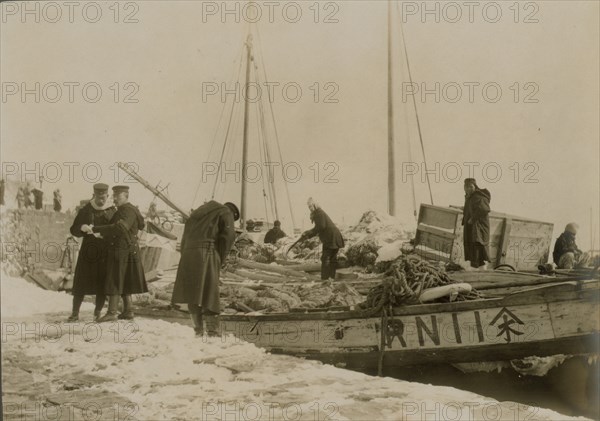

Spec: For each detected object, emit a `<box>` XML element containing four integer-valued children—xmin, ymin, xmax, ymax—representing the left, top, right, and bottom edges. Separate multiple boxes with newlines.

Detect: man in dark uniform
<box><xmin>83</xmin><ymin>185</ymin><xmax>148</xmax><ymax>322</ymax></box>
<box><xmin>263</xmin><ymin>220</ymin><xmax>286</xmax><ymax>244</ymax></box>
<box><xmin>462</xmin><ymin>178</ymin><xmax>491</xmax><ymax>268</ymax></box>
<box><xmin>67</xmin><ymin>183</ymin><xmax>116</xmax><ymax>321</ymax></box>
<box><xmin>171</xmin><ymin>200</ymin><xmax>239</xmax><ymax>337</ymax></box>
<box><xmin>301</xmin><ymin>198</ymin><xmax>345</xmax><ymax>280</ymax></box>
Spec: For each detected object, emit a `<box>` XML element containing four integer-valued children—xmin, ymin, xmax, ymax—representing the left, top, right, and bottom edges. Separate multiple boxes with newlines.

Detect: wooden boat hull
<box><xmin>220</xmin><ymin>280</ymin><xmax>600</xmax><ymax>369</ymax></box>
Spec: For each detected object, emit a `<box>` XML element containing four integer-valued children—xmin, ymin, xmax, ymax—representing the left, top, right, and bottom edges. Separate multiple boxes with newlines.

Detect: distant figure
<box><xmin>0</xmin><ymin>179</ymin><xmax>5</xmax><ymax>206</ymax></box>
<box><xmin>16</xmin><ymin>187</ymin><xmax>25</xmax><ymax>209</ymax></box>
<box><xmin>147</xmin><ymin>202</ymin><xmax>158</xmax><ymax>221</ymax></box>
<box><xmin>462</xmin><ymin>178</ymin><xmax>491</xmax><ymax>268</ymax></box>
<box><xmin>553</xmin><ymin>223</ymin><xmax>590</xmax><ymax>269</ymax></box>
<box><xmin>171</xmin><ymin>200</ymin><xmax>239</xmax><ymax>337</ymax></box>
<box><xmin>32</xmin><ymin>188</ymin><xmax>44</xmax><ymax>210</ymax></box>
<box><xmin>23</xmin><ymin>184</ymin><xmax>33</xmax><ymax>209</ymax></box>
<box><xmin>85</xmin><ymin>185</ymin><xmax>148</xmax><ymax>322</ymax></box>
<box><xmin>264</xmin><ymin>220</ymin><xmax>286</xmax><ymax>244</ymax></box>
<box><xmin>53</xmin><ymin>189</ymin><xmax>62</xmax><ymax>212</ymax></box>
<box><xmin>301</xmin><ymin>198</ymin><xmax>345</xmax><ymax>280</ymax></box>
<box><xmin>67</xmin><ymin>183</ymin><xmax>116</xmax><ymax>322</ymax></box>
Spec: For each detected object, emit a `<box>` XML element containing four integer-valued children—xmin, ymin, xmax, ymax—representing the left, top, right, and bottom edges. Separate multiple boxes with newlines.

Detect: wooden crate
<box><xmin>414</xmin><ymin>204</ymin><xmax>553</xmax><ymax>271</ymax></box>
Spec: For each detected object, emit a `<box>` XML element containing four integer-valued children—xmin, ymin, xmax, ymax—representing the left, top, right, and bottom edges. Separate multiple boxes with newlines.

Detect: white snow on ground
<box><xmin>1</xmin><ymin>275</ymin><xmax>591</xmax><ymax>421</ymax></box>
<box><xmin>1</xmin><ymin>273</ymin><xmax>94</xmax><ymax>318</ymax></box>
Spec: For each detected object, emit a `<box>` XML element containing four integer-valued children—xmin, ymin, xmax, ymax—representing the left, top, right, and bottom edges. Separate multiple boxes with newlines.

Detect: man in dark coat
<box><xmin>32</xmin><ymin>188</ymin><xmax>44</xmax><ymax>210</ymax></box>
<box><xmin>553</xmin><ymin>223</ymin><xmax>589</xmax><ymax>269</ymax></box>
<box><xmin>67</xmin><ymin>183</ymin><xmax>116</xmax><ymax>321</ymax></box>
<box><xmin>172</xmin><ymin>200</ymin><xmax>239</xmax><ymax>337</ymax></box>
<box><xmin>462</xmin><ymin>178</ymin><xmax>491</xmax><ymax>268</ymax></box>
<box><xmin>264</xmin><ymin>220</ymin><xmax>286</xmax><ymax>244</ymax></box>
<box><xmin>85</xmin><ymin>185</ymin><xmax>148</xmax><ymax>322</ymax></box>
<box><xmin>301</xmin><ymin>198</ymin><xmax>345</xmax><ymax>280</ymax></box>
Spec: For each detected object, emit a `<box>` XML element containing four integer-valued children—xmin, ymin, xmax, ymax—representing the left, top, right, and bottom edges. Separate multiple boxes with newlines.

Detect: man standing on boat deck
<box><xmin>553</xmin><ymin>223</ymin><xmax>590</xmax><ymax>269</ymax></box>
<box><xmin>300</xmin><ymin>198</ymin><xmax>345</xmax><ymax>280</ymax></box>
<box><xmin>462</xmin><ymin>178</ymin><xmax>491</xmax><ymax>268</ymax></box>
<box><xmin>82</xmin><ymin>185</ymin><xmax>148</xmax><ymax>322</ymax></box>
<box><xmin>171</xmin><ymin>200</ymin><xmax>239</xmax><ymax>337</ymax></box>
<box><xmin>264</xmin><ymin>220</ymin><xmax>286</xmax><ymax>244</ymax></box>
<box><xmin>67</xmin><ymin>183</ymin><xmax>116</xmax><ymax>321</ymax></box>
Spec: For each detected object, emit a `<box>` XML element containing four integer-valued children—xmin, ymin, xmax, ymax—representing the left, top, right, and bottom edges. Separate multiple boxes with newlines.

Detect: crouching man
<box><xmin>171</xmin><ymin>201</ymin><xmax>239</xmax><ymax>337</ymax></box>
<box><xmin>553</xmin><ymin>223</ymin><xmax>590</xmax><ymax>269</ymax></box>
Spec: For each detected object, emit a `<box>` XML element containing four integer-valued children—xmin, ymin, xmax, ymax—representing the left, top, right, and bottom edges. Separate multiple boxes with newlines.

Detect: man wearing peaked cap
<box><xmin>81</xmin><ymin>183</ymin><xmax>148</xmax><ymax>322</ymax></box>
<box><xmin>112</xmin><ymin>185</ymin><xmax>129</xmax><ymax>194</ymax></box>
<box><xmin>94</xmin><ymin>183</ymin><xmax>109</xmax><ymax>193</ymax></box>
<box><xmin>67</xmin><ymin>183</ymin><xmax>116</xmax><ymax>322</ymax></box>
<box><xmin>172</xmin><ymin>200</ymin><xmax>239</xmax><ymax>337</ymax></box>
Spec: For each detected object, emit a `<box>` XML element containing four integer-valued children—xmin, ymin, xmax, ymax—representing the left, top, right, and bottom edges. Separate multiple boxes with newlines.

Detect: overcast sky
<box><xmin>1</xmin><ymin>0</ymin><xmax>599</xmax><ymax>247</ymax></box>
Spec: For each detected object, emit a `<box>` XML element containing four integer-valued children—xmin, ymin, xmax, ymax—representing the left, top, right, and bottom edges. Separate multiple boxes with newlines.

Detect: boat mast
<box><xmin>240</xmin><ymin>34</ymin><xmax>253</xmax><ymax>230</ymax></box>
<box><xmin>117</xmin><ymin>162</ymin><xmax>190</xmax><ymax>220</ymax></box>
<box><xmin>387</xmin><ymin>0</ymin><xmax>396</xmax><ymax>217</ymax></box>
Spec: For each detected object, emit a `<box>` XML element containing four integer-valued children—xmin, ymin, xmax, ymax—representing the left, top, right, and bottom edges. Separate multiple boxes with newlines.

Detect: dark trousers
<box><xmin>321</xmin><ymin>248</ymin><xmax>339</xmax><ymax>280</ymax></box>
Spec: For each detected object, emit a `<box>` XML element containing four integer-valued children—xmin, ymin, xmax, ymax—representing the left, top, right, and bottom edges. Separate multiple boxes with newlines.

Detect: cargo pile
<box><xmin>144</xmin><ymin>265</ymin><xmax>365</xmax><ymax>314</ymax></box>
<box><xmin>234</xmin><ymin>210</ymin><xmax>414</xmax><ymax>270</ymax></box>
<box><xmin>360</xmin><ymin>254</ymin><xmax>482</xmax><ymax>312</ymax></box>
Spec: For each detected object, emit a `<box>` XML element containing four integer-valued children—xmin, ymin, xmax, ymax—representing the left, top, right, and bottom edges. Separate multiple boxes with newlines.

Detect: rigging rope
<box><xmin>253</xmin><ymin>63</ymin><xmax>280</xmax><ymax>221</ymax></box>
<box><xmin>255</xmin><ymin>24</ymin><xmax>297</xmax><ymax>231</ymax></box>
<box><xmin>211</xmin><ymin>43</ymin><xmax>246</xmax><ymax>200</ymax></box>
<box><xmin>397</xmin><ymin>3</ymin><xmax>434</xmax><ymax>206</ymax></box>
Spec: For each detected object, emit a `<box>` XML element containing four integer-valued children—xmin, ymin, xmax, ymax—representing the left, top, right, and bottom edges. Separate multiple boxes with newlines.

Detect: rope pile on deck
<box><xmin>360</xmin><ymin>254</ymin><xmax>483</xmax><ymax>314</ymax></box>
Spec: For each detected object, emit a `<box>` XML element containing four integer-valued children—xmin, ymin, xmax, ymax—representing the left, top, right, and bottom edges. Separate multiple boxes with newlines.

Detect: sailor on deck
<box><xmin>553</xmin><ymin>223</ymin><xmax>590</xmax><ymax>269</ymax></box>
<box><xmin>264</xmin><ymin>220</ymin><xmax>286</xmax><ymax>244</ymax></box>
<box><xmin>462</xmin><ymin>178</ymin><xmax>491</xmax><ymax>268</ymax></box>
<box><xmin>300</xmin><ymin>198</ymin><xmax>344</xmax><ymax>280</ymax></box>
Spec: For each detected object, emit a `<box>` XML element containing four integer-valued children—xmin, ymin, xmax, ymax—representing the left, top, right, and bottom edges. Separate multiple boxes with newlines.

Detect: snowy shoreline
<box><xmin>2</xmin><ymin>274</ymin><xmax>591</xmax><ymax>421</ymax></box>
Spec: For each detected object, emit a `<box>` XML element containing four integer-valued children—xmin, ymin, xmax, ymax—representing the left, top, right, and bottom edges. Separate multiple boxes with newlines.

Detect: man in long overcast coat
<box><xmin>462</xmin><ymin>178</ymin><xmax>491</xmax><ymax>268</ymax></box>
<box><xmin>84</xmin><ymin>185</ymin><xmax>148</xmax><ymax>322</ymax></box>
<box><xmin>171</xmin><ymin>200</ymin><xmax>239</xmax><ymax>337</ymax></box>
<box><xmin>67</xmin><ymin>183</ymin><xmax>116</xmax><ymax>321</ymax></box>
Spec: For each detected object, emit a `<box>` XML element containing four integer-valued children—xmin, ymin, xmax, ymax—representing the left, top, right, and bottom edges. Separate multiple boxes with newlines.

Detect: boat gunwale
<box><xmin>220</xmin><ymin>279</ymin><xmax>599</xmax><ymax>322</ymax></box>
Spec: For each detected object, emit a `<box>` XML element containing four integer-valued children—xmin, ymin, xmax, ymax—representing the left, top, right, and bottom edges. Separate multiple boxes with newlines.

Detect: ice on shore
<box><xmin>1</xmin><ymin>275</ymin><xmax>590</xmax><ymax>421</ymax></box>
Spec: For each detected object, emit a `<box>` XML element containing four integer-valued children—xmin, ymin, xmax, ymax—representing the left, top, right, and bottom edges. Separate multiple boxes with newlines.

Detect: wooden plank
<box><xmin>417</xmin><ymin>223</ymin><xmax>456</xmax><ymax>240</ymax></box>
<box><xmin>414</xmin><ymin>248</ymin><xmax>451</xmax><ymax>263</ymax></box>
<box><xmin>293</xmin><ymin>334</ymin><xmax>599</xmax><ymax>369</ymax></box>
<box><xmin>548</xmin><ymin>301</ymin><xmax>600</xmax><ymax>338</ymax></box>
<box><xmin>237</xmin><ymin>259</ymin><xmax>318</xmax><ymax>279</ymax></box>
<box><xmin>221</xmin><ymin>299</ymin><xmax>597</xmax><ymax>354</ymax></box>
<box><xmin>497</xmin><ymin>218</ymin><xmax>512</xmax><ymax>265</ymax></box>
<box><xmin>415</xmin><ymin>230</ymin><xmax>453</xmax><ymax>253</ymax></box>
<box><xmin>419</xmin><ymin>205</ymin><xmax>459</xmax><ymax>229</ymax></box>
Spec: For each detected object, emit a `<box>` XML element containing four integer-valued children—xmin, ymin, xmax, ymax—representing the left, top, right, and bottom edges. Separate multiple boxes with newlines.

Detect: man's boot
<box><xmin>67</xmin><ymin>295</ymin><xmax>84</xmax><ymax>322</ymax></box>
<box><xmin>97</xmin><ymin>295</ymin><xmax>119</xmax><ymax>323</ymax></box>
<box><xmin>94</xmin><ymin>294</ymin><xmax>106</xmax><ymax>321</ymax></box>
<box><xmin>205</xmin><ymin>314</ymin><xmax>220</xmax><ymax>337</ymax></box>
<box><xmin>187</xmin><ymin>304</ymin><xmax>204</xmax><ymax>336</ymax></box>
<box><xmin>118</xmin><ymin>295</ymin><xmax>134</xmax><ymax>320</ymax></box>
